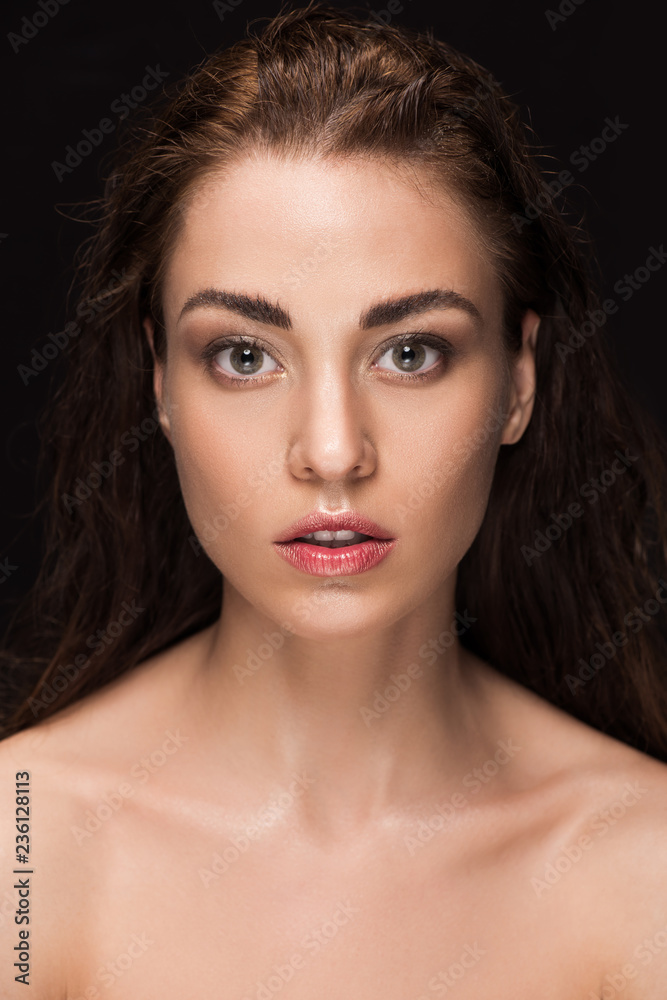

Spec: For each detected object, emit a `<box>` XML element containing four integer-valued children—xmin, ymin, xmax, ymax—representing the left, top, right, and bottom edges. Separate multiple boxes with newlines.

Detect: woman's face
<box><xmin>149</xmin><ymin>154</ymin><xmax>537</xmax><ymax>637</ymax></box>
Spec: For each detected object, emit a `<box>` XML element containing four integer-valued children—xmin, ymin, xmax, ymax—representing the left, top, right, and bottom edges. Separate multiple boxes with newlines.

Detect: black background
<box><xmin>1</xmin><ymin>0</ymin><xmax>665</xmax><ymax>629</ymax></box>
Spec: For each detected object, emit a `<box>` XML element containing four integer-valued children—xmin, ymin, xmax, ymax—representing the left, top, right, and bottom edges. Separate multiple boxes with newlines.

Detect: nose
<box><xmin>285</xmin><ymin>374</ymin><xmax>377</xmax><ymax>483</ymax></box>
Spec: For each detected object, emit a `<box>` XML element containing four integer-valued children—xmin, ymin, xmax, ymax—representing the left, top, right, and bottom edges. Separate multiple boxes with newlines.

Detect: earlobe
<box><xmin>500</xmin><ymin>308</ymin><xmax>540</xmax><ymax>447</ymax></box>
<box><xmin>142</xmin><ymin>316</ymin><xmax>172</xmax><ymax>443</ymax></box>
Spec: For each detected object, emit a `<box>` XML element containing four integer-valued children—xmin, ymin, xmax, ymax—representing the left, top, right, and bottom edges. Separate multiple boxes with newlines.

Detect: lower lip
<box><xmin>273</xmin><ymin>538</ymin><xmax>397</xmax><ymax>576</ymax></box>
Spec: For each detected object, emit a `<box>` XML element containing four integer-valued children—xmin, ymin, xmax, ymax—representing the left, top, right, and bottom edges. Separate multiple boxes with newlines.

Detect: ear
<box><xmin>500</xmin><ymin>308</ymin><xmax>540</xmax><ymax>446</ymax></box>
<box><xmin>143</xmin><ymin>317</ymin><xmax>172</xmax><ymax>444</ymax></box>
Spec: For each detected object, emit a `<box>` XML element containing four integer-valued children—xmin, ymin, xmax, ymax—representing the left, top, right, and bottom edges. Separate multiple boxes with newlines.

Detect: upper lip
<box><xmin>274</xmin><ymin>510</ymin><xmax>395</xmax><ymax>543</ymax></box>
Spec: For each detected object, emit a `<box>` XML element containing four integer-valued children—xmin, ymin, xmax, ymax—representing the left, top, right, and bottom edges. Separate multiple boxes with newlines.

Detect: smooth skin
<box><xmin>2</xmin><ymin>153</ymin><xmax>667</xmax><ymax>999</ymax></box>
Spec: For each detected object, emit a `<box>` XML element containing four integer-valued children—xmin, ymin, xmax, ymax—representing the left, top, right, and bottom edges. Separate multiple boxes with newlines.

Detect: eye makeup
<box><xmin>198</xmin><ymin>330</ymin><xmax>458</xmax><ymax>386</ymax></box>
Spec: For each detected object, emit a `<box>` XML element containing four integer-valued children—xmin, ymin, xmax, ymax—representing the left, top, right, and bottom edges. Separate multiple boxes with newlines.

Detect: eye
<box><xmin>374</xmin><ymin>334</ymin><xmax>453</xmax><ymax>378</ymax></box>
<box><xmin>209</xmin><ymin>339</ymin><xmax>280</xmax><ymax>379</ymax></box>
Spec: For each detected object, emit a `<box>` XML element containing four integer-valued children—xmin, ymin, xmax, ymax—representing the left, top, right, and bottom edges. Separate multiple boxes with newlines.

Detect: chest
<box><xmin>65</xmin><ymin>810</ymin><xmax>606</xmax><ymax>999</ymax></box>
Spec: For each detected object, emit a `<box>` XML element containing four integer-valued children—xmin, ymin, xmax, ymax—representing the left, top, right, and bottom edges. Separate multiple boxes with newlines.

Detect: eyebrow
<box><xmin>177</xmin><ymin>286</ymin><xmax>482</xmax><ymax>329</ymax></box>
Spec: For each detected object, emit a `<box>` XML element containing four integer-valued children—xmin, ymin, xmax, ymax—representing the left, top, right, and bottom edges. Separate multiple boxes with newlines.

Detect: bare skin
<box><xmin>1</xmin><ymin>155</ymin><xmax>667</xmax><ymax>998</ymax></box>
<box><xmin>2</xmin><ymin>641</ymin><xmax>667</xmax><ymax>998</ymax></box>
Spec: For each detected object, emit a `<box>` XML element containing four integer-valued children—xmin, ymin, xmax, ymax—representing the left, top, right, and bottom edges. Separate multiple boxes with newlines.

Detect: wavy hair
<box><xmin>2</xmin><ymin>2</ymin><xmax>666</xmax><ymax>757</ymax></box>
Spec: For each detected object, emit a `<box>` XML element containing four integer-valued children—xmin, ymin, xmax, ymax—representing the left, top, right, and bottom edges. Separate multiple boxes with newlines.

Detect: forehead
<box><xmin>162</xmin><ymin>154</ymin><xmax>503</xmax><ymax>330</ymax></box>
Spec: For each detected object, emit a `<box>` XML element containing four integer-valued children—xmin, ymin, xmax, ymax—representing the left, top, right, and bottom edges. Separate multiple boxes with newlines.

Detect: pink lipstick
<box><xmin>273</xmin><ymin>511</ymin><xmax>396</xmax><ymax>577</ymax></box>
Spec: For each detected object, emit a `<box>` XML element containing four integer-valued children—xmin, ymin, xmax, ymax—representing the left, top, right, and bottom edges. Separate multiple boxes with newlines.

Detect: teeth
<box><xmin>297</xmin><ymin>530</ymin><xmax>371</xmax><ymax>548</ymax></box>
<box><xmin>311</xmin><ymin>530</ymin><xmax>356</xmax><ymax>541</ymax></box>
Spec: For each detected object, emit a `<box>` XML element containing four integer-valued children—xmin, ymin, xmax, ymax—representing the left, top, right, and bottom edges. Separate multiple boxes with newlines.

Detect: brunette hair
<box><xmin>2</xmin><ymin>2</ymin><xmax>666</xmax><ymax>757</ymax></box>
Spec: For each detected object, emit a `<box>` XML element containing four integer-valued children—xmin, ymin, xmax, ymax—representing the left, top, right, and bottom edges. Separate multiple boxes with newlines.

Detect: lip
<box><xmin>273</xmin><ymin>537</ymin><xmax>397</xmax><ymax>576</ymax></box>
<box><xmin>273</xmin><ymin>509</ymin><xmax>397</xmax><ymax>577</ymax></box>
<box><xmin>274</xmin><ymin>510</ymin><xmax>394</xmax><ymax>544</ymax></box>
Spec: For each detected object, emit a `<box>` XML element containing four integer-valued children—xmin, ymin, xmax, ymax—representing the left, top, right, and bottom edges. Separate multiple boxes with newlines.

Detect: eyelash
<box><xmin>200</xmin><ymin>332</ymin><xmax>456</xmax><ymax>386</ymax></box>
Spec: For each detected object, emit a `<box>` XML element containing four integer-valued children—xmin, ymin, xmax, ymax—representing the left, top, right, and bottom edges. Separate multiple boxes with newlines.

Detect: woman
<box><xmin>2</xmin><ymin>3</ymin><xmax>667</xmax><ymax>996</ymax></box>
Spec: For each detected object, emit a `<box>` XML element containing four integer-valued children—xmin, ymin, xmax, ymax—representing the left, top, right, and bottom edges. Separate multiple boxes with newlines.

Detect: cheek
<box><xmin>164</xmin><ymin>380</ymin><xmax>285</xmax><ymax>564</ymax></box>
<box><xmin>393</xmin><ymin>374</ymin><xmax>508</xmax><ymax>572</ymax></box>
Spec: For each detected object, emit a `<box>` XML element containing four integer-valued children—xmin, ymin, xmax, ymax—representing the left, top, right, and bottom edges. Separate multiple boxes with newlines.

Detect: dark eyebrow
<box><xmin>359</xmin><ymin>289</ymin><xmax>481</xmax><ymax>329</ymax></box>
<box><xmin>177</xmin><ymin>286</ymin><xmax>481</xmax><ymax>330</ymax></box>
<box><xmin>178</xmin><ymin>289</ymin><xmax>292</xmax><ymax>329</ymax></box>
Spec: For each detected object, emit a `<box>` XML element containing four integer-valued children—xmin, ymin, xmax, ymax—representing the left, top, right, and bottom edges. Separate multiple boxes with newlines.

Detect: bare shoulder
<box><xmin>569</xmin><ymin>748</ymin><xmax>667</xmax><ymax>999</ymax></box>
<box><xmin>478</xmin><ymin>652</ymin><xmax>667</xmax><ymax>813</ymax></box>
<box><xmin>474</xmin><ymin>655</ymin><xmax>667</xmax><ymax>995</ymax></box>
<box><xmin>471</xmin><ymin>652</ymin><xmax>667</xmax><ymax>785</ymax></box>
<box><xmin>1</xmin><ymin>620</ymin><xmax>209</xmax><ymax>766</ymax></box>
<box><xmin>0</xmin><ymin>627</ymin><xmax>205</xmax><ymax>997</ymax></box>
<box><xmin>582</xmin><ymin>748</ymin><xmax>667</xmax><ymax>998</ymax></box>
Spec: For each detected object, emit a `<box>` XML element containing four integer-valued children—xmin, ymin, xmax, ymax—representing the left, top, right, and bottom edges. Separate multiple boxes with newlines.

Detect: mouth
<box><xmin>273</xmin><ymin>520</ymin><xmax>396</xmax><ymax>576</ymax></box>
<box><xmin>273</xmin><ymin>511</ymin><xmax>396</xmax><ymax>575</ymax></box>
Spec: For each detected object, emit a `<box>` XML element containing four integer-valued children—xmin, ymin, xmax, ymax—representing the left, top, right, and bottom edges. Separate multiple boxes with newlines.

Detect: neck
<box><xmin>182</xmin><ymin>579</ymin><xmax>502</xmax><ymax>835</ymax></box>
